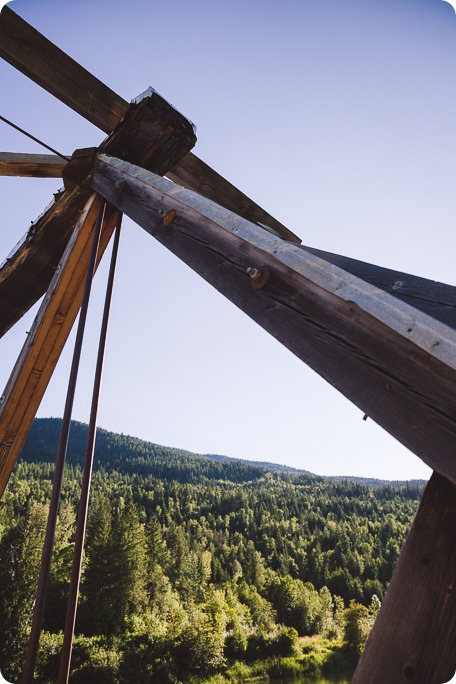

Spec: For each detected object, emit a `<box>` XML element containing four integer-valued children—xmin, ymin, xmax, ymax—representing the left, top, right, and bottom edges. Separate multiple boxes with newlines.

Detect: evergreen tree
<box><xmin>0</xmin><ymin>503</ymin><xmax>47</xmax><ymax>681</ymax></box>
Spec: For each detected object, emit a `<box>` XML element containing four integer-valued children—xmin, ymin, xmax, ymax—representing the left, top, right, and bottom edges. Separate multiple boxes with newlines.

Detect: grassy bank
<box><xmin>193</xmin><ymin>636</ymin><xmax>355</xmax><ymax>683</ymax></box>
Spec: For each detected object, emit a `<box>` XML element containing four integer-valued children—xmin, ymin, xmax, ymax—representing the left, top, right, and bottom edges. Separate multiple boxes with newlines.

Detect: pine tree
<box><xmin>111</xmin><ymin>502</ymin><xmax>148</xmax><ymax>628</ymax></box>
<box><xmin>0</xmin><ymin>503</ymin><xmax>47</xmax><ymax>681</ymax></box>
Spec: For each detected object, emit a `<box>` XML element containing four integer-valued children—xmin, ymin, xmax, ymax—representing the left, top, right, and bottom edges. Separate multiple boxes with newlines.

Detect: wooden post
<box><xmin>353</xmin><ymin>472</ymin><xmax>456</xmax><ymax>684</ymax></box>
<box><xmin>0</xmin><ymin>195</ymin><xmax>118</xmax><ymax>496</ymax></box>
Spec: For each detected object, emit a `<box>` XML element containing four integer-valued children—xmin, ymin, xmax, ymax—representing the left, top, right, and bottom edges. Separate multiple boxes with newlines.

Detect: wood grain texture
<box><xmin>353</xmin><ymin>472</ymin><xmax>456</xmax><ymax>684</ymax></box>
<box><xmin>168</xmin><ymin>152</ymin><xmax>301</xmax><ymax>243</ymax></box>
<box><xmin>305</xmin><ymin>246</ymin><xmax>456</xmax><ymax>332</ymax></box>
<box><xmin>0</xmin><ymin>7</ymin><xmax>129</xmax><ymax>132</ymax></box>
<box><xmin>0</xmin><ymin>93</ymin><xmax>196</xmax><ymax>337</ymax></box>
<box><xmin>91</xmin><ymin>156</ymin><xmax>456</xmax><ymax>484</ymax></box>
<box><xmin>0</xmin><ymin>196</ymin><xmax>119</xmax><ymax>496</ymax></box>
<box><xmin>0</xmin><ymin>152</ymin><xmax>66</xmax><ymax>177</ymax></box>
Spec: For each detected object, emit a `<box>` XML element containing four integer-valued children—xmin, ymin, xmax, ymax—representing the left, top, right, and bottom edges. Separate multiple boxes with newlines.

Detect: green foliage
<box><xmin>0</xmin><ymin>418</ymin><xmax>422</xmax><ymax>681</ymax></box>
<box><xmin>343</xmin><ymin>600</ymin><xmax>372</xmax><ymax>656</ymax></box>
<box><xmin>0</xmin><ymin>502</ymin><xmax>48</xmax><ymax>681</ymax></box>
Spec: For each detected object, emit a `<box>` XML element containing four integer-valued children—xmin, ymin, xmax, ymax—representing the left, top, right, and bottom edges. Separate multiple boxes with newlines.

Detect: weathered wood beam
<box><xmin>91</xmin><ymin>155</ymin><xmax>456</xmax><ymax>484</ymax></box>
<box><xmin>0</xmin><ymin>7</ymin><xmax>129</xmax><ymax>133</ymax></box>
<box><xmin>304</xmin><ymin>246</ymin><xmax>456</xmax><ymax>331</ymax></box>
<box><xmin>0</xmin><ymin>152</ymin><xmax>66</xmax><ymax>178</ymax></box>
<box><xmin>0</xmin><ymin>93</ymin><xmax>196</xmax><ymax>338</ymax></box>
<box><xmin>0</xmin><ymin>195</ymin><xmax>119</xmax><ymax>496</ymax></box>
<box><xmin>0</xmin><ymin>185</ymin><xmax>92</xmax><ymax>337</ymax></box>
<box><xmin>353</xmin><ymin>472</ymin><xmax>456</xmax><ymax>684</ymax></box>
<box><xmin>168</xmin><ymin>152</ymin><xmax>300</xmax><ymax>243</ymax></box>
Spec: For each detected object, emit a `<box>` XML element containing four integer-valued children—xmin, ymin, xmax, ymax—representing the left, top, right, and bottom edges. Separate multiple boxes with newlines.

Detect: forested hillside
<box><xmin>0</xmin><ymin>419</ymin><xmax>423</xmax><ymax>683</ymax></box>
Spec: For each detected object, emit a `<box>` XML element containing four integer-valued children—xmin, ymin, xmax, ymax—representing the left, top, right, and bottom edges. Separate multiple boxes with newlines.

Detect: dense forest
<box><xmin>0</xmin><ymin>419</ymin><xmax>424</xmax><ymax>683</ymax></box>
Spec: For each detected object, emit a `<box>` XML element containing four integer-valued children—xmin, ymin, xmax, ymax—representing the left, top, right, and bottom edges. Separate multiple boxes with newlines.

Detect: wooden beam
<box><xmin>91</xmin><ymin>155</ymin><xmax>456</xmax><ymax>484</ymax></box>
<box><xmin>0</xmin><ymin>185</ymin><xmax>92</xmax><ymax>337</ymax></box>
<box><xmin>304</xmin><ymin>246</ymin><xmax>456</xmax><ymax>331</ymax></box>
<box><xmin>0</xmin><ymin>195</ymin><xmax>118</xmax><ymax>496</ymax></box>
<box><xmin>0</xmin><ymin>7</ymin><xmax>129</xmax><ymax>133</ymax></box>
<box><xmin>0</xmin><ymin>152</ymin><xmax>66</xmax><ymax>178</ymax></box>
<box><xmin>168</xmin><ymin>152</ymin><xmax>301</xmax><ymax>243</ymax></box>
<box><xmin>353</xmin><ymin>472</ymin><xmax>456</xmax><ymax>684</ymax></box>
<box><xmin>0</xmin><ymin>92</ymin><xmax>196</xmax><ymax>338</ymax></box>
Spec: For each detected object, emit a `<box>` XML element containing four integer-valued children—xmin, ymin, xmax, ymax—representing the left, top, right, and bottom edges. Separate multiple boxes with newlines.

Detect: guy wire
<box><xmin>0</xmin><ymin>113</ymin><xmax>71</xmax><ymax>162</ymax></box>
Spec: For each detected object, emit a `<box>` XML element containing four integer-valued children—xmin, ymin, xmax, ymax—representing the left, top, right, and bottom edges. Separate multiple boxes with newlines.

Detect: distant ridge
<box><xmin>20</xmin><ymin>418</ymin><xmax>426</xmax><ymax>489</ymax></box>
<box><xmin>204</xmin><ymin>452</ymin><xmax>426</xmax><ymax>488</ymax></box>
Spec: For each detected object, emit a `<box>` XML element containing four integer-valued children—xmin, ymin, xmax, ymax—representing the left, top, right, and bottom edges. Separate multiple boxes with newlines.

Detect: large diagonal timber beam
<box><xmin>0</xmin><ymin>195</ymin><xmax>118</xmax><ymax>496</ymax></box>
<box><xmin>0</xmin><ymin>8</ymin><xmax>298</xmax><ymax>243</ymax></box>
<box><xmin>353</xmin><ymin>472</ymin><xmax>456</xmax><ymax>684</ymax></box>
<box><xmin>91</xmin><ymin>154</ymin><xmax>456</xmax><ymax>484</ymax></box>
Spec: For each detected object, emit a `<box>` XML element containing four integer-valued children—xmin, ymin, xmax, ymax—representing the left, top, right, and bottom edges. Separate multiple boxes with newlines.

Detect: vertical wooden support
<box><xmin>0</xmin><ymin>195</ymin><xmax>118</xmax><ymax>496</ymax></box>
<box><xmin>353</xmin><ymin>472</ymin><xmax>456</xmax><ymax>684</ymax></box>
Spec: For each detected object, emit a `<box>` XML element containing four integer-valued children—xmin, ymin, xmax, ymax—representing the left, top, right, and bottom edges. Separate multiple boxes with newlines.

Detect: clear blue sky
<box><xmin>1</xmin><ymin>0</ymin><xmax>455</xmax><ymax>480</ymax></box>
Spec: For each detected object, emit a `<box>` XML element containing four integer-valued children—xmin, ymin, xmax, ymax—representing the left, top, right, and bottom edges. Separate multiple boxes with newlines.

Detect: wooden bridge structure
<box><xmin>1</xmin><ymin>7</ymin><xmax>456</xmax><ymax>683</ymax></box>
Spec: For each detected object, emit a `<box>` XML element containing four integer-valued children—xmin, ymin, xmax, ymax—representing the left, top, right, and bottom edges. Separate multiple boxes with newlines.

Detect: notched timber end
<box><xmin>99</xmin><ymin>90</ymin><xmax>197</xmax><ymax>176</ymax></box>
<box><xmin>131</xmin><ymin>86</ymin><xmax>197</xmax><ymax>138</ymax></box>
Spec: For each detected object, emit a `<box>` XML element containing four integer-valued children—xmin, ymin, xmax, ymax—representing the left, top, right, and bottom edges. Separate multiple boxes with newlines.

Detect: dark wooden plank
<box><xmin>0</xmin><ymin>93</ymin><xmax>196</xmax><ymax>338</ymax></box>
<box><xmin>0</xmin><ymin>185</ymin><xmax>92</xmax><ymax>337</ymax></box>
<box><xmin>0</xmin><ymin>196</ymin><xmax>119</xmax><ymax>496</ymax></box>
<box><xmin>305</xmin><ymin>246</ymin><xmax>456</xmax><ymax>332</ymax></box>
<box><xmin>168</xmin><ymin>152</ymin><xmax>301</xmax><ymax>243</ymax></box>
<box><xmin>353</xmin><ymin>472</ymin><xmax>456</xmax><ymax>684</ymax></box>
<box><xmin>0</xmin><ymin>7</ymin><xmax>129</xmax><ymax>133</ymax></box>
<box><xmin>91</xmin><ymin>155</ymin><xmax>456</xmax><ymax>484</ymax></box>
<box><xmin>0</xmin><ymin>152</ymin><xmax>66</xmax><ymax>178</ymax></box>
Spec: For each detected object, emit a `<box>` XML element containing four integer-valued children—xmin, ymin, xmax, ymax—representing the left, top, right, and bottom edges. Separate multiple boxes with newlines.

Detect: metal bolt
<box><xmin>246</xmin><ymin>265</ymin><xmax>270</xmax><ymax>290</ymax></box>
<box><xmin>115</xmin><ymin>181</ymin><xmax>126</xmax><ymax>193</ymax></box>
<box><xmin>247</xmin><ymin>267</ymin><xmax>261</xmax><ymax>281</ymax></box>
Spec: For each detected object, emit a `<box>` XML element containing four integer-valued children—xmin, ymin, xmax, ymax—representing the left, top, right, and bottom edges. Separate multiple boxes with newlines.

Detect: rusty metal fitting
<box><xmin>115</xmin><ymin>180</ymin><xmax>126</xmax><ymax>193</ymax></box>
<box><xmin>163</xmin><ymin>208</ymin><xmax>177</xmax><ymax>226</ymax></box>
<box><xmin>246</xmin><ymin>265</ymin><xmax>270</xmax><ymax>290</ymax></box>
